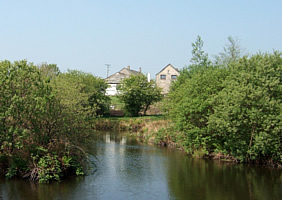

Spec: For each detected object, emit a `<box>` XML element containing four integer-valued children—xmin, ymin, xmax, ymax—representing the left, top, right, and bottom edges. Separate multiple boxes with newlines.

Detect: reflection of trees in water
<box><xmin>101</xmin><ymin>131</ymin><xmax>160</xmax><ymax>183</ymax></box>
<box><xmin>93</xmin><ymin>130</ymin><xmax>168</xmax><ymax>198</ymax></box>
<box><xmin>166</xmin><ymin>154</ymin><xmax>281</xmax><ymax>200</ymax></box>
<box><xmin>0</xmin><ymin>177</ymin><xmax>92</xmax><ymax>200</ymax></box>
<box><xmin>95</xmin><ymin>131</ymin><xmax>138</xmax><ymax>145</ymax></box>
<box><xmin>2</xmin><ymin>131</ymin><xmax>280</xmax><ymax>200</ymax></box>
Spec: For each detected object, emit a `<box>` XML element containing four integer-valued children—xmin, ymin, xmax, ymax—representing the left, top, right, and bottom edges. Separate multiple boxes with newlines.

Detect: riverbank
<box><xmin>94</xmin><ymin>116</ymin><xmax>176</xmax><ymax>145</ymax></box>
<box><xmin>95</xmin><ymin>116</ymin><xmax>205</xmax><ymax>154</ymax></box>
<box><xmin>94</xmin><ymin>115</ymin><xmax>166</xmax><ymax>131</ymax></box>
<box><xmin>94</xmin><ymin>116</ymin><xmax>282</xmax><ymax>168</ymax></box>
<box><xmin>2</xmin><ymin>130</ymin><xmax>281</xmax><ymax>200</ymax></box>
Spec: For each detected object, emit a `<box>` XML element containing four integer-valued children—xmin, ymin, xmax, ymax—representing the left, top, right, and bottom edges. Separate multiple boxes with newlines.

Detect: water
<box><xmin>0</xmin><ymin>131</ymin><xmax>281</xmax><ymax>200</ymax></box>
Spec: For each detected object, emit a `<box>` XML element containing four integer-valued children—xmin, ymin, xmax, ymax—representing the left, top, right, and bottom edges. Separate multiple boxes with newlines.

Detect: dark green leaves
<box><xmin>166</xmin><ymin>52</ymin><xmax>282</xmax><ymax>165</ymax></box>
<box><xmin>117</xmin><ymin>74</ymin><xmax>162</xmax><ymax>116</ymax></box>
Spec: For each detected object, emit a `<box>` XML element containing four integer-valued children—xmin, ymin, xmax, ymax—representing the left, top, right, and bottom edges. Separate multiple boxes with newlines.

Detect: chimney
<box><xmin>139</xmin><ymin>67</ymin><xmax>142</xmax><ymax>73</ymax></box>
<box><xmin>127</xmin><ymin>65</ymin><xmax>130</xmax><ymax>69</ymax></box>
<box><xmin>147</xmin><ymin>73</ymin><xmax>151</xmax><ymax>82</ymax></box>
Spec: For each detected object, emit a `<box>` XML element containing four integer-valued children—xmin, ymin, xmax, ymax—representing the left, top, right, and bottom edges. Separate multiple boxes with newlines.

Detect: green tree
<box><xmin>167</xmin><ymin>36</ymin><xmax>212</xmax><ymax>115</ymax></box>
<box><xmin>53</xmin><ymin>70</ymin><xmax>110</xmax><ymax>118</ymax></box>
<box><xmin>214</xmin><ymin>36</ymin><xmax>246</xmax><ymax>66</ymax></box>
<box><xmin>209</xmin><ymin>52</ymin><xmax>282</xmax><ymax>163</ymax></box>
<box><xmin>170</xmin><ymin>36</ymin><xmax>211</xmax><ymax>94</ymax></box>
<box><xmin>165</xmin><ymin>51</ymin><xmax>282</xmax><ymax>165</ymax></box>
<box><xmin>0</xmin><ymin>61</ymin><xmax>104</xmax><ymax>182</ymax></box>
<box><xmin>117</xmin><ymin>75</ymin><xmax>162</xmax><ymax>116</ymax></box>
<box><xmin>190</xmin><ymin>35</ymin><xmax>211</xmax><ymax>69</ymax></box>
<box><xmin>0</xmin><ymin>60</ymin><xmax>68</xmax><ymax>181</ymax></box>
<box><xmin>167</xmin><ymin>66</ymin><xmax>227</xmax><ymax>153</ymax></box>
<box><xmin>38</xmin><ymin>62</ymin><xmax>60</xmax><ymax>80</ymax></box>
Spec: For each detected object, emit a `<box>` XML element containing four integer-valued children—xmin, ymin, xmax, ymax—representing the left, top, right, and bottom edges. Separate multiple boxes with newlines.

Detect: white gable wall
<box><xmin>106</xmin><ymin>84</ymin><xmax>118</xmax><ymax>96</ymax></box>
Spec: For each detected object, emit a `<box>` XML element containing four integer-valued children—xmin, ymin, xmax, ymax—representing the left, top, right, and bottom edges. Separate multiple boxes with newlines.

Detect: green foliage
<box><xmin>5</xmin><ymin>156</ymin><xmax>28</xmax><ymax>179</ymax></box>
<box><xmin>37</xmin><ymin>154</ymin><xmax>62</xmax><ymax>183</ymax></box>
<box><xmin>117</xmin><ymin>74</ymin><xmax>162</xmax><ymax>116</ymax></box>
<box><xmin>209</xmin><ymin>52</ymin><xmax>282</xmax><ymax>163</ymax></box>
<box><xmin>62</xmin><ymin>155</ymin><xmax>72</xmax><ymax>168</ymax></box>
<box><xmin>165</xmin><ymin>52</ymin><xmax>282</xmax><ymax>165</ymax></box>
<box><xmin>0</xmin><ymin>60</ymin><xmax>100</xmax><ymax>182</ymax></box>
<box><xmin>167</xmin><ymin>66</ymin><xmax>227</xmax><ymax>153</ymax></box>
<box><xmin>38</xmin><ymin>62</ymin><xmax>60</xmax><ymax>80</ymax></box>
<box><xmin>169</xmin><ymin>36</ymin><xmax>211</xmax><ymax>94</ymax></box>
<box><xmin>214</xmin><ymin>36</ymin><xmax>246</xmax><ymax>67</ymax></box>
<box><xmin>190</xmin><ymin>35</ymin><xmax>211</xmax><ymax>70</ymax></box>
<box><xmin>110</xmin><ymin>96</ymin><xmax>124</xmax><ymax>110</ymax></box>
<box><xmin>53</xmin><ymin>70</ymin><xmax>110</xmax><ymax>118</ymax></box>
<box><xmin>75</xmin><ymin>167</ymin><xmax>84</xmax><ymax>176</ymax></box>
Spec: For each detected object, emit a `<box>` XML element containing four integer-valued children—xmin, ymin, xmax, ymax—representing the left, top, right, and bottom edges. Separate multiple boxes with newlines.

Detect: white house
<box><xmin>105</xmin><ymin>66</ymin><xmax>142</xmax><ymax>96</ymax></box>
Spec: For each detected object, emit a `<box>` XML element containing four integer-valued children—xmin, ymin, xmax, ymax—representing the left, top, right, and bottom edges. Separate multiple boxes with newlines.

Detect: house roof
<box><xmin>105</xmin><ymin>67</ymin><xmax>142</xmax><ymax>84</ymax></box>
<box><xmin>156</xmin><ymin>64</ymin><xmax>179</xmax><ymax>75</ymax></box>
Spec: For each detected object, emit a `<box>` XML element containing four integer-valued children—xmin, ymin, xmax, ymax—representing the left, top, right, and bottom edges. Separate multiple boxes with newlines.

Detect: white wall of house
<box><xmin>106</xmin><ymin>84</ymin><xmax>118</xmax><ymax>96</ymax></box>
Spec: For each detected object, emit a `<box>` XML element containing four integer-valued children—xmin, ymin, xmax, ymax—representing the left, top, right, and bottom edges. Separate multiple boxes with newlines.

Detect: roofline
<box><xmin>105</xmin><ymin>66</ymin><xmax>142</xmax><ymax>82</ymax></box>
<box><xmin>156</xmin><ymin>64</ymin><xmax>179</xmax><ymax>75</ymax></box>
<box><xmin>120</xmin><ymin>67</ymin><xmax>141</xmax><ymax>74</ymax></box>
<box><xmin>105</xmin><ymin>71</ymin><xmax>119</xmax><ymax>80</ymax></box>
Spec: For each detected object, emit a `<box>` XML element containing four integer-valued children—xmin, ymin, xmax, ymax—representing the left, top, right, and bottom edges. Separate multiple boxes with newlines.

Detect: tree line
<box><xmin>0</xmin><ymin>35</ymin><xmax>280</xmax><ymax>184</ymax></box>
<box><xmin>0</xmin><ymin>60</ymin><xmax>110</xmax><ymax>182</ymax></box>
<box><xmin>164</xmin><ymin>36</ymin><xmax>281</xmax><ymax>166</ymax></box>
<box><xmin>0</xmin><ymin>59</ymin><xmax>162</xmax><ymax>182</ymax></box>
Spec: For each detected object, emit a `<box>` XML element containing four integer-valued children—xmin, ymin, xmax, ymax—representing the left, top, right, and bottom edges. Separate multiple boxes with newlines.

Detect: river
<box><xmin>0</xmin><ymin>131</ymin><xmax>281</xmax><ymax>200</ymax></box>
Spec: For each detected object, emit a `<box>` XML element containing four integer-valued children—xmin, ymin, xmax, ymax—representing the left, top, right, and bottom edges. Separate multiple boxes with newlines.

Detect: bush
<box><xmin>0</xmin><ymin>60</ymin><xmax>101</xmax><ymax>182</ymax></box>
<box><xmin>209</xmin><ymin>52</ymin><xmax>282</xmax><ymax>163</ymax></box>
<box><xmin>117</xmin><ymin>74</ymin><xmax>162</xmax><ymax>116</ymax></box>
<box><xmin>165</xmin><ymin>52</ymin><xmax>282</xmax><ymax>165</ymax></box>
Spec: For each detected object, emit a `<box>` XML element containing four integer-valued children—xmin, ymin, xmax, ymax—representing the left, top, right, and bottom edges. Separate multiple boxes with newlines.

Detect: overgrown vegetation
<box><xmin>94</xmin><ymin>115</ymin><xmax>165</xmax><ymax>131</ymax></box>
<box><xmin>0</xmin><ymin>60</ymin><xmax>109</xmax><ymax>182</ymax></box>
<box><xmin>110</xmin><ymin>96</ymin><xmax>124</xmax><ymax>110</ymax></box>
<box><xmin>163</xmin><ymin>36</ymin><xmax>282</xmax><ymax>166</ymax></box>
<box><xmin>0</xmin><ymin>35</ymin><xmax>280</xmax><ymax>185</ymax></box>
<box><xmin>117</xmin><ymin>74</ymin><xmax>162</xmax><ymax>116</ymax></box>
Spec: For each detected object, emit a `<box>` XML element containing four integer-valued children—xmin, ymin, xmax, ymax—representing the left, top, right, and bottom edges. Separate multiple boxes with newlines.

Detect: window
<box><xmin>171</xmin><ymin>75</ymin><xmax>177</xmax><ymax>80</ymax></box>
<box><xmin>160</xmin><ymin>75</ymin><xmax>166</xmax><ymax>80</ymax></box>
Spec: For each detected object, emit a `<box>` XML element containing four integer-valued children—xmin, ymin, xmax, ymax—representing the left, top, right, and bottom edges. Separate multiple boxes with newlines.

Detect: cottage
<box><xmin>105</xmin><ymin>66</ymin><xmax>142</xmax><ymax>96</ymax></box>
<box><xmin>155</xmin><ymin>64</ymin><xmax>180</xmax><ymax>94</ymax></box>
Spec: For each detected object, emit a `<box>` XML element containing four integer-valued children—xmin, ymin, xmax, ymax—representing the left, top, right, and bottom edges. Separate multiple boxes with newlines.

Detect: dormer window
<box><xmin>160</xmin><ymin>75</ymin><xmax>166</xmax><ymax>80</ymax></box>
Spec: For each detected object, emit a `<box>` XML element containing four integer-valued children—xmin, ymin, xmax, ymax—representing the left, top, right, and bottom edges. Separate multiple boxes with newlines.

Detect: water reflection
<box><xmin>92</xmin><ymin>131</ymin><xmax>170</xmax><ymax>199</ymax></box>
<box><xmin>165</xmin><ymin>151</ymin><xmax>282</xmax><ymax>200</ymax></box>
<box><xmin>0</xmin><ymin>131</ymin><xmax>281</xmax><ymax>200</ymax></box>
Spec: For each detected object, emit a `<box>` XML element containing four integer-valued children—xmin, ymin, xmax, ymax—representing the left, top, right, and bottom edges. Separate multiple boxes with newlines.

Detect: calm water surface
<box><xmin>0</xmin><ymin>131</ymin><xmax>281</xmax><ymax>200</ymax></box>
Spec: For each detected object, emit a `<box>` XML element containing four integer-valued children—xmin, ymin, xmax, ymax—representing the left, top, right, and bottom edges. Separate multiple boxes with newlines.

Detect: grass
<box><xmin>94</xmin><ymin>115</ymin><xmax>167</xmax><ymax>131</ymax></box>
<box><xmin>99</xmin><ymin>115</ymin><xmax>165</xmax><ymax>121</ymax></box>
<box><xmin>110</xmin><ymin>96</ymin><xmax>124</xmax><ymax>110</ymax></box>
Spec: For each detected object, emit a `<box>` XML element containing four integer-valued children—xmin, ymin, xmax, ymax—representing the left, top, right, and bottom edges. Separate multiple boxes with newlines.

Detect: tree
<box><xmin>53</xmin><ymin>70</ymin><xmax>110</xmax><ymax>117</ymax></box>
<box><xmin>0</xmin><ymin>61</ymin><xmax>106</xmax><ymax>182</ymax></box>
<box><xmin>117</xmin><ymin>75</ymin><xmax>162</xmax><ymax>116</ymax></box>
<box><xmin>214</xmin><ymin>36</ymin><xmax>246</xmax><ymax>66</ymax></box>
<box><xmin>190</xmin><ymin>35</ymin><xmax>211</xmax><ymax>68</ymax></box>
<box><xmin>164</xmin><ymin>51</ymin><xmax>282</xmax><ymax>165</ymax></box>
<box><xmin>209</xmin><ymin>52</ymin><xmax>282</xmax><ymax>163</ymax></box>
<box><xmin>0</xmin><ymin>60</ymin><xmax>79</xmax><ymax>182</ymax></box>
<box><xmin>166</xmin><ymin>66</ymin><xmax>227</xmax><ymax>154</ymax></box>
<box><xmin>38</xmin><ymin>62</ymin><xmax>60</xmax><ymax>79</ymax></box>
<box><xmin>169</xmin><ymin>36</ymin><xmax>211</xmax><ymax>102</ymax></box>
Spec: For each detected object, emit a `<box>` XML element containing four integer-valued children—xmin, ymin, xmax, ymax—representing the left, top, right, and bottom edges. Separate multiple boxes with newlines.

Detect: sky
<box><xmin>0</xmin><ymin>0</ymin><xmax>281</xmax><ymax>78</ymax></box>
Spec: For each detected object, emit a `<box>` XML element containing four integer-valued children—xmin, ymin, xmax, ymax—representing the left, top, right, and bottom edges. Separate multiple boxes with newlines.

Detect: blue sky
<box><xmin>0</xmin><ymin>0</ymin><xmax>281</xmax><ymax>78</ymax></box>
